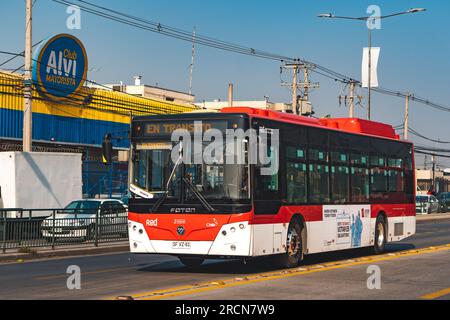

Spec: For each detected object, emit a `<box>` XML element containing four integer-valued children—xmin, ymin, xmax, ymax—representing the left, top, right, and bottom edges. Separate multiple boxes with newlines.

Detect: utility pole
<box><xmin>302</xmin><ymin>67</ymin><xmax>310</xmax><ymax>102</ymax></box>
<box><xmin>298</xmin><ymin>64</ymin><xmax>319</xmax><ymax>115</ymax></box>
<box><xmin>292</xmin><ymin>65</ymin><xmax>298</xmax><ymax>114</ymax></box>
<box><xmin>338</xmin><ymin>80</ymin><xmax>360</xmax><ymax>118</ymax></box>
<box><xmin>404</xmin><ymin>93</ymin><xmax>410</xmax><ymax>140</ymax></box>
<box><xmin>188</xmin><ymin>27</ymin><xmax>196</xmax><ymax>96</ymax></box>
<box><xmin>228</xmin><ymin>83</ymin><xmax>233</xmax><ymax>107</ymax></box>
<box><xmin>23</xmin><ymin>0</ymin><xmax>33</xmax><ymax>152</ymax></box>
<box><xmin>349</xmin><ymin>80</ymin><xmax>356</xmax><ymax>118</ymax></box>
<box><xmin>432</xmin><ymin>154</ymin><xmax>436</xmax><ymax>191</ymax></box>
<box><xmin>282</xmin><ymin>61</ymin><xmax>319</xmax><ymax>115</ymax></box>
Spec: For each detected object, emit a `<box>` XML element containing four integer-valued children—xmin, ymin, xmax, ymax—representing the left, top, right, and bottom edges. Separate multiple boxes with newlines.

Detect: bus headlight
<box><xmin>230</xmin><ymin>227</ymin><xmax>236</xmax><ymax>233</ymax></box>
<box><xmin>230</xmin><ymin>244</ymin><xmax>236</xmax><ymax>251</ymax></box>
<box><xmin>239</xmin><ymin>224</ymin><xmax>245</xmax><ymax>230</ymax></box>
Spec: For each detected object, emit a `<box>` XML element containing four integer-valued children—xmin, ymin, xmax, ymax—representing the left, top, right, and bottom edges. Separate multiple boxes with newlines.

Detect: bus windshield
<box><xmin>132</xmin><ymin>137</ymin><xmax>250</xmax><ymax>202</ymax></box>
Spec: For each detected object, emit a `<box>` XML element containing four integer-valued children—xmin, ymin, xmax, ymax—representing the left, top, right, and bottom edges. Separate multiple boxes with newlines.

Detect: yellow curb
<box><xmin>109</xmin><ymin>243</ymin><xmax>450</xmax><ymax>300</ymax></box>
<box><xmin>420</xmin><ymin>287</ymin><xmax>450</xmax><ymax>300</ymax></box>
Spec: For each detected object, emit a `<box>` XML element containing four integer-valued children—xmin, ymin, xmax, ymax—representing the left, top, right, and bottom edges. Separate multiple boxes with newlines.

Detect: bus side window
<box><xmin>351</xmin><ymin>167</ymin><xmax>370</xmax><ymax>203</ymax></box>
<box><xmin>330</xmin><ymin>151</ymin><xmax>350</xmax><ymax>204</ymax></box>
<box><xmin>388</xmin><ymin>170</ymin><xmax>404</xmax><ymax>193</ymax></box>
<box><xmin>370</xmin><ymin>167</ymin><xmax>388</xmax><ymax>192</ymax></box>
<box><xmin>331</xmin><ymin>165</ymin><xmax>349</xmax><ymax>204</ymax></box>
<box><xmin>308</xmin><ymin>163</ymin><xmax>330</xmax><ymax>204</ymax></box>
<box><xmin>286</xmin><ymin>146</ymin><xmax>307</xmax><ymax>204</ymax></box>
<box><xmin>404</xmin><ymin>154</ymin><xmax>415</xmax><ymax>202</ymax></box>
<box><xmin>254</xmin><ymin>145</ymin><xmax>280</xmax><ymax>200</ymax></box>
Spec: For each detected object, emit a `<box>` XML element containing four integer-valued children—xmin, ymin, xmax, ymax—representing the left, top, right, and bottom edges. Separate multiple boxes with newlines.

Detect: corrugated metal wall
<box><xmin>0</xmin><ymin>72</ymin><xmax>197</xmax><ymax>147</ymax></box>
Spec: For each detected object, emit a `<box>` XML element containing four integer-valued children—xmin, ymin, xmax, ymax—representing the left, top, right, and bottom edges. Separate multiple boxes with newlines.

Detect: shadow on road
<box><xmin>136</xmin><ymin>242</ymin><xmax>416</xmax><ymax>275</ymax></box>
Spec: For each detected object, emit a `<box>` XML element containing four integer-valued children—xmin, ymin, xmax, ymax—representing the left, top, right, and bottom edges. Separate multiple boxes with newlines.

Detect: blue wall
<box><xmin>0</xmin><ymin>108</ymin><xmax>130</xmax><ymax>148</ymax></box>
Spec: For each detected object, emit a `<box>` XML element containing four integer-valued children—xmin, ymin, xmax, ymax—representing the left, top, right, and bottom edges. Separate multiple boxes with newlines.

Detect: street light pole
<box><xmin>317</xmin><ymin>8</ymin><xmax>426</xmax><ymax>121</ymax></box>
<box><xmin>23</xmin><ymin>0</ymin><xmax>33</xmax><ymax>152</ymax></box>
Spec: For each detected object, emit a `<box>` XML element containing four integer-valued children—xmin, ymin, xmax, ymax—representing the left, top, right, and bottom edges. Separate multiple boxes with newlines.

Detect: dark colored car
<box><xmin>437</xmin><ymin>192</ymin><xmax>450</xmax><ymax>213</ymax></box>
<box><xmin>416</xmin><ymin>195</ymin><xmax>439</xmax><ymax>215</ymax></box>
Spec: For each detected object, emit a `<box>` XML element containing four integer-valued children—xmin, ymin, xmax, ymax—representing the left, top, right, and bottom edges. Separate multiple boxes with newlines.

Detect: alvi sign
<box><xmin>33</xmin><ymin>34</ymin><xmax>88</xmax><ymax>101</ymax></box>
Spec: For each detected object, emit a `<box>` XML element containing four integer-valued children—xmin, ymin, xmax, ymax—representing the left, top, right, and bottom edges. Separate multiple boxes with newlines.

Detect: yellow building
<box><xmin>0</xmin><ymin>71</ymin><xmax>197</xmax><ymax>196</ymax></box>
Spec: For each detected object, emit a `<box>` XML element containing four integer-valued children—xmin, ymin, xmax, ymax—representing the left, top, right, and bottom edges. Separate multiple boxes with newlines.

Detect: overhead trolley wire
<box><xmin>48</xmin><ymin>0</ymin><xmax>450</xmax><ymax>116</ymax></box>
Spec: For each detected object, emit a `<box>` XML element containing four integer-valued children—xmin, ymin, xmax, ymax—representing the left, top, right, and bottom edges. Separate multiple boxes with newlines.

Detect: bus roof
<box><xmin>220</xmin><ymin>107</ymin><xmax>402</xmax><ymax>141</ymax></box>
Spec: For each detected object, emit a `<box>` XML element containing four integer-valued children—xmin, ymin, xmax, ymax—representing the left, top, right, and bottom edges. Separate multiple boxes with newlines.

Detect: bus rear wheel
<box><xmin>179</xmin><ymin>257</ymin><xmax>204</xmax><ymax>268</ymax></box>
<box><xmin>277</xmin><ymin>218</ymin><xmax>304</xmax><ymax>268</ymax></box>
<box><xmin>374</xmin><ymin>215</ymin><xmax>387</xmax><ymax>254</ymax></box>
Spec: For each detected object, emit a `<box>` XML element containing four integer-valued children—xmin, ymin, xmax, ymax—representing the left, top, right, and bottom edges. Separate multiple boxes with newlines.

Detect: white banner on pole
<box><xmin>362</xmin><ymin>47</ymin><xmax>380</xmax><ymax>88</ymax></box>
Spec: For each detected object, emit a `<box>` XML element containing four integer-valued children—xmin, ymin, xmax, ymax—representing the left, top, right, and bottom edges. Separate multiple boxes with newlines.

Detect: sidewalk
<box><xmin>416</xmin><ymin>212</ymin><xmax>450</xmax><ymax>222</ymax></box>
<box><xmin>0</xmin><ymin>241</ymin><xmax>129</xmax><ymax>264</ymax></box>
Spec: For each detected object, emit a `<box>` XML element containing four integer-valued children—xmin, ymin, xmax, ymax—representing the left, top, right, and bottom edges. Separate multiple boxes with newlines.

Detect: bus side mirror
<box><xmin>102</xmin><ymin>134</ymin><xmax>113</xmax><ymax>166</ymax></box>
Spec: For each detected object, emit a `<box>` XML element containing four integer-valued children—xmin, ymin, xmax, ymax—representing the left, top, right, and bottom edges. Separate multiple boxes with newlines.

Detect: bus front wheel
<box><xmin>277</xmin><ymin>218</ymin><xmax>304</xmax><ymax>268</ymax></box>
<box><xmin>179</xmin><ymin>257</ymin><xmax>204</xmax><ymax>268</ymax></box>
<box><xmin>374</xmin><ymin>215</ymin><xmax>387</xmax><ymax>254</ymax></box>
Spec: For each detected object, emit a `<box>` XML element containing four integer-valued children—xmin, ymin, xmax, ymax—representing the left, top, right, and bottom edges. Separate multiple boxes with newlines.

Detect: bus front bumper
<box><xmin>128</xmin><ymin>220</ymin><xmax>252</xmax><ymax>257</ymax></box>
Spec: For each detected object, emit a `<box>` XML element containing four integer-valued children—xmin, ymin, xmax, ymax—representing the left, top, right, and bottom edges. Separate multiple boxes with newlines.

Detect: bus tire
<box><xmin>277</xmin><ymin>218</ymin><xmax>304</xmax><ymax>268</ymax></box>
<box><xmin>374</xmin><ymin>215</ymin><xmax>387</xmax><ymax>255</ymax></box>
<box><xmin>179</xmin><ymin>257</ymin><xmax>204</xmax><ymax>268</ymax></box>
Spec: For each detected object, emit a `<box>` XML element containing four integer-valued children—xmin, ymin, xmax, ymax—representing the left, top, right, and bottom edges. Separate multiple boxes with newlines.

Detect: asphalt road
<box><xmin>0</xmin><ymin>219</ymin><xmax>450</xmax><ymax>300</ymax></box>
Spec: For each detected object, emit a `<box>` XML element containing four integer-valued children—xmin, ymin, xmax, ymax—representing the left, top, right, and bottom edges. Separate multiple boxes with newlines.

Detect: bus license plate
<box><xmin>172</xmin><ymin>241</ymin><xmax>191</xmax><ymax>249</ymax></box>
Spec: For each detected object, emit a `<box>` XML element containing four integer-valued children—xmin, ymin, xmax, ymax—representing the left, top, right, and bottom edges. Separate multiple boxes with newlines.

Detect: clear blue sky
<box><xmin>1</xmin><ymin>0</ymin><xmax>449</xmax><ymax>167</ymax></box>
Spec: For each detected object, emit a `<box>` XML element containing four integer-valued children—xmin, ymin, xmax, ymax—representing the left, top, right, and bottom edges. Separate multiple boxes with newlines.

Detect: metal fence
<box><xmin>0</xmin><ymin>208</ymin><xmax>128</xmax><ymax>253</ymax></box>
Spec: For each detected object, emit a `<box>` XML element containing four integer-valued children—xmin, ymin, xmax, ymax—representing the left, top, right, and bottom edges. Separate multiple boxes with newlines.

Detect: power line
<box><xmin>415</xmin><ymin>150</ymin><xmax>450</xmax><ymax>159</ymax></box>
<box><xmin>24</xmin><ymin>50</ymin><xmax>199</xmax><ymax>112</ymax></box>
<box><xmin>48</xmin><ymin>0</ymin><xmax>450</xmax><ymax>118</ymax></box>
<box><xmin>408</xmin><ymin>127</ymin><xmax>450</xmax><ymax>144</ymax></box>
<box><xmin>0</xmin><ymin>40</ymin><xmax>44</xmax><ymax>68</ymax></box>
<box><xmin>51</xmin><ymin>0</ymin><xmax>292</xmax><ymax>62</ymax></box>
<box><xmin>415</xmin><ymin>145</ymin><xmax>450</xmax><ymax>153</ymax></box>
<box><xmin>0</xmin><ymin>70</ymin><xmax>194</xmax><ymax>116</ymax></box>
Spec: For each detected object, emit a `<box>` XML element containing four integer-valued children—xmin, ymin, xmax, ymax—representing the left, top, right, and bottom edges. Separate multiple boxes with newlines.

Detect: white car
<box><xmin>41</xmin><ymin>199</ymin><xmax>128</xmax><ymax>241</ymax></box>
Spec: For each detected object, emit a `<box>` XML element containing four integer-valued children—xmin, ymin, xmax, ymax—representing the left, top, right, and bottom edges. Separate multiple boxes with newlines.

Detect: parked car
<box><xmin>437</xmin><ymin>192</ymin><xmax>450</xmax><ymax>213</ymax></box>
<box><xmin>41</xmin><ymin>199</ymin><xmax>128</xmax><ymax>241</ymax></box>
<box><xmin>120</xmin><ymin>191</ymin><xmax>130</xmax><ymax>207</ymax></box>
<box><xmin>416</xmin><ymin>195</ymin><xmax>439</xmax><ymax>215</ymax></box>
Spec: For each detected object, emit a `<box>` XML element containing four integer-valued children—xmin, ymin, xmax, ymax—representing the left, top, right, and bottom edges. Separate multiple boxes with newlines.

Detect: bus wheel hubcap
<box><xmin>287</xmin><ymin>228</ymin><xmax>300</xmax><ymax>257</ymax></box>
<box><xmin>377</xmin><ymin>223</ymin><xmax>385</xmax><ymax>247</ymax></box>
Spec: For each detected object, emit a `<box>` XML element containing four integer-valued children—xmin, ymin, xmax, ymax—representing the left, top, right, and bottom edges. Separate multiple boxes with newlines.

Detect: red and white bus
<box><xmin>128</xmin><ymin>107</ymin><xmax>415</xmax><ymax>268</ymax></box>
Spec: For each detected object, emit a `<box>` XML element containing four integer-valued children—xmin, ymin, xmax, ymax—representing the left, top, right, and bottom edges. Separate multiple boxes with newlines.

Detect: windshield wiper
<box><xmin>182</xmin><ymin>177</ymin><xmax>216</xmax><ymax>213</ymax></box>
<box><xmin>151</xmin><ymin>143</ymin><xmax>216</xmax><ymax>213</ymax></box>
<box><xmin>152</xmin><ymin>144</ymin><xmax>183</xmax><ymax>213</ymax></box>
